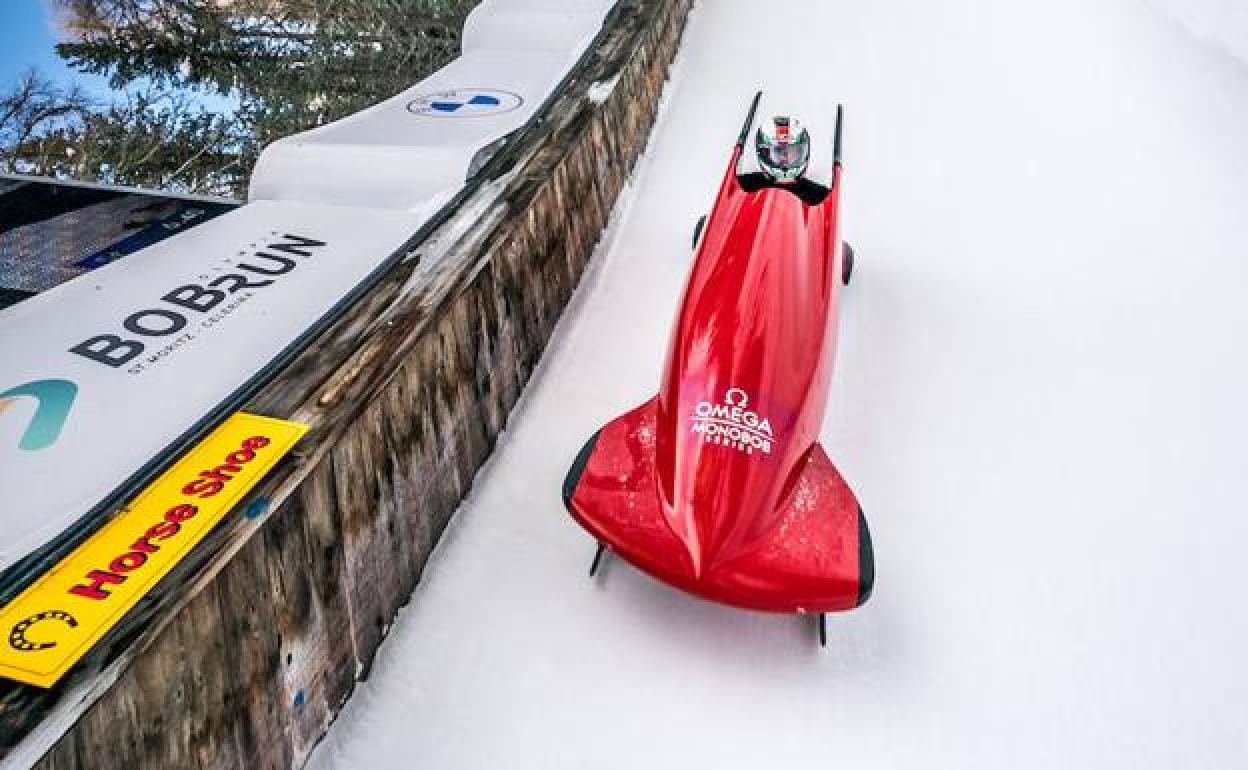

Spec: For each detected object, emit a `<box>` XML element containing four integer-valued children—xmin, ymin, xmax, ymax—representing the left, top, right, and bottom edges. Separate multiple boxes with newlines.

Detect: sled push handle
<box><xmin>833</xmin><ymin>103</ymin><xmax>844</xmax><ymax>168</ymax></box>
<box><xmin>737</xmin><ymin>90</ymin><xmax>763</xmax><ymax>148</ymax></box>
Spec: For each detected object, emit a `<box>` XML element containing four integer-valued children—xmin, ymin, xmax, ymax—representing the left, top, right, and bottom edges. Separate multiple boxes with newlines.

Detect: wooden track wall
<box><xmin>0</xmin><ymin>0</ymin><xmax>691</xmax><ymax>767</ymax></box>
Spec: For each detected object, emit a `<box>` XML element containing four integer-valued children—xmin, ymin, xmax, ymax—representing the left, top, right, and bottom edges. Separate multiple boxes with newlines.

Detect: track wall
<box><xmin>0</xmin><ymin>1</ymin><xmax>691</xmax><ymax>767</ymax></box>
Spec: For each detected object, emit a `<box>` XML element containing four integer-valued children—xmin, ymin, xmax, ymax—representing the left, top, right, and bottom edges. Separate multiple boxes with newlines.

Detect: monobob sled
<box><xmin>563</xmin><ymin>92</ymin><xmax>873</xmax><ymax>645</ymax></box>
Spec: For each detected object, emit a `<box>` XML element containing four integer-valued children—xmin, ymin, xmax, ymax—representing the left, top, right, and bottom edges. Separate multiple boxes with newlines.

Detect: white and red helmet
<box><xmin>755</xmin><ymin>115</ymin><xmax>810</xmax><ymax>183</ymax></box>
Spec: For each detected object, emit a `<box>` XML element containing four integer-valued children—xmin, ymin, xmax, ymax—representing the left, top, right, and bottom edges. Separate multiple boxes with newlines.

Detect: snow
<box><xmin>1145</xmin><ymin>0</ymin><xmax>1248</xmax><ymax>67</ymax></box>
<box><xmin>307</xmin><ymin>0</ymin><xmax>1248</xmax><ymax>767</ymax></box>
<box><xmin>587</xmin><ymin>73</ymin><xmax>621</xmax><ymax>104</ymax></box>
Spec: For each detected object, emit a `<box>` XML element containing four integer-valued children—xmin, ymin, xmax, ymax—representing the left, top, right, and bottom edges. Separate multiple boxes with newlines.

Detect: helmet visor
<box><xmin>760</xmin><ymin>138</ymin><xmax>809</xmax><ymax>173</ymax></box>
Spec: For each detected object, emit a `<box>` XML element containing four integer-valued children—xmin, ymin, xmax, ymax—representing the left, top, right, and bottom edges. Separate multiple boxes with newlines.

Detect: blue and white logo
<box><xmin>406</xmin><ymin>88</ymin><xmax>524</xmax><ymax>118</ymax></box>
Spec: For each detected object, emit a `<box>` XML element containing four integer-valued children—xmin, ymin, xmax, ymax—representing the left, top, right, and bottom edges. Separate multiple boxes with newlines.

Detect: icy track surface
<box><xmin>309</xmin><ymin>0</ymin><xmax>1248</xmax><ymax>767</ymax></box>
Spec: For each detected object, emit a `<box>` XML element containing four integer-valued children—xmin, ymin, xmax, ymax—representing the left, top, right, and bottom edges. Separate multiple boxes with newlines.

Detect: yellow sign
<box><xmin>0</xmin><ymin>413</ymin><xmax>307</xmax><ymax>688</ymax></box>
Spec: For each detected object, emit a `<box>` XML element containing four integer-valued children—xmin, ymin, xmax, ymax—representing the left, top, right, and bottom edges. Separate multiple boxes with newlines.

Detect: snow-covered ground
<box><xmin>308</xmin><ymin>0</ymin><xmax>1248</xmax><ymax>767</ymax></box>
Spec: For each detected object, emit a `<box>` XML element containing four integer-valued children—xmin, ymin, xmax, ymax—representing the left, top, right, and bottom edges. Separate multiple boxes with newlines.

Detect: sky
<box><xmin>0</xmin><ymin>1</ymin><xmax>114</xmax><ymax>98</ymax></box>
<box><xmin>0</xmin><ymin>1</ymin><xmax>237</xmax><ymax>113</ymax></box>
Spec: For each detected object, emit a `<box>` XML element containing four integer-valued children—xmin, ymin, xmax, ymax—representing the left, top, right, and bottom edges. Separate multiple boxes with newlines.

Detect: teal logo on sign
<box><xmin>406</xmin><ymin>89</ymin><xmax>523</xmax><ymax>118</ymax></box>
<box><xmin>0</xmin><ymin>379</ymin><xmax>78</xmax><ymax>451</ymax></box>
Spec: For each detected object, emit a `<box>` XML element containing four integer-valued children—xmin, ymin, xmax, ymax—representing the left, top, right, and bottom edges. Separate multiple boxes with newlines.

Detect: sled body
<box><xmin>564</xmin><ymin>99</ymin><xmax>872</xmax><ymax>614</ymax></box>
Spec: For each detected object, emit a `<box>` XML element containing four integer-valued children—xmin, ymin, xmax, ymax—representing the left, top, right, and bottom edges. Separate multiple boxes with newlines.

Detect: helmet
<box><xmin>754</xmin><ymin>116</ymin><xmax>810</xmax><ymax>183</ymax></box>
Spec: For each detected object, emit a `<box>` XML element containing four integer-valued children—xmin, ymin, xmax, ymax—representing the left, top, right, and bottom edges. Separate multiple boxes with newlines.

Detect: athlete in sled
<box><xmin>562</xmin><ymin>92</ymin><xmax>872</xmax><ymax>645</ymax></box>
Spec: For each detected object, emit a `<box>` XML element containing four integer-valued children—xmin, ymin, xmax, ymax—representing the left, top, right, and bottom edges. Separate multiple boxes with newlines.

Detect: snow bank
<box><xmin>1145</xmin><ymin>0</ymin><xmax>1248</xmax><ymax>68</ymax></box>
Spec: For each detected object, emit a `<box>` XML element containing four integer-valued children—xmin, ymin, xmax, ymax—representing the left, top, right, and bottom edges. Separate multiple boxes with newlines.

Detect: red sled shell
<box><xmin>563</xmin><ymin>96</ymin><xmax>873</xmax><ymax>615</ymax></box>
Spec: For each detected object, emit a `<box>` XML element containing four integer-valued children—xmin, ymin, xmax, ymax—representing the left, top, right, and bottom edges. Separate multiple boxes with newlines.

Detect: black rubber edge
<box><xmin>856</xmin><ymin>505</ymin><xmax>874</xmax><ymax>607</ymax></box>
<box><xmin>562</xmin><ymin>429</ymin><xmax>602</xmax><ymax>511</ymax></box>
<box><xmin>692</xmin><ymin>214</ymin><xmax>706</xmax><ymax>249</ymax></box>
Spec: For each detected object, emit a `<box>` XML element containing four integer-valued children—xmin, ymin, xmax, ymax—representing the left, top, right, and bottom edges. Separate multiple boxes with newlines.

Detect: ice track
<box><xmin>309</xmin><ymin>1</ymin><xmax>1248</xmax><ymax>767</ymax></box>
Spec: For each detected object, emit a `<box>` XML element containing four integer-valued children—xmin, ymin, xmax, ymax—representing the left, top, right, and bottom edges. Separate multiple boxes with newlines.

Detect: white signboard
<box><xmin>249</xmin><ymin>0</ymin><xmax>615</xmax><ymax>210</ymax></box>
<box><xmin>0</xmin><ymin>0</ymin><xmax>616</xmax><ymax>574</ymax></box>
<box><xmin>0</xmin><ymin>201</ymin><xmax>420</xmax><ymax>572</ymax></box>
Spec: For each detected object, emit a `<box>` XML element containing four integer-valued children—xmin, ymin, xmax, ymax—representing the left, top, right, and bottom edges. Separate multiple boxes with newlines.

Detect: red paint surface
<box><xmin>566</xmin><ymin>146</ymin><xmax>869</xmax><ymax>614</ymax></box>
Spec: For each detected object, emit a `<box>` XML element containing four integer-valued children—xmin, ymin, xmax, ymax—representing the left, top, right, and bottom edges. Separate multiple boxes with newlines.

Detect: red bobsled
<box><xmin>562</xmin><ymin>93</ymin><xmax>873</xmax><ymax>637</ymax></box>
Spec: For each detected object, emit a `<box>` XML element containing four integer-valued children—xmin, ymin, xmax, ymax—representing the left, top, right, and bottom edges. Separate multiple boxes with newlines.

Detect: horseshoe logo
<box><xmin>9</xmin><ymin>610</ymin><xmax>78</xmax><ymax>652</ymax></box>
<box><xmin>724</xmin><ymin>387</ymin><xmax>749</xmax><ymax>408</ymax></box>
